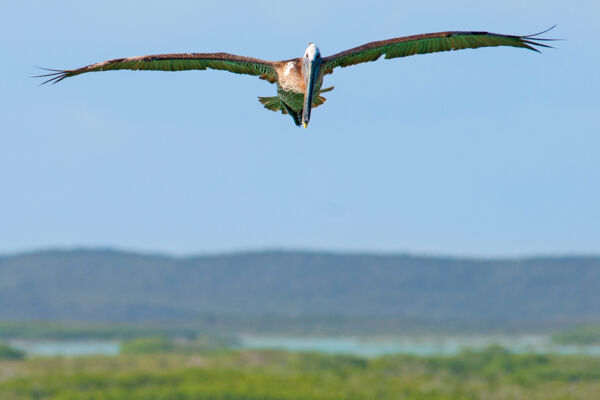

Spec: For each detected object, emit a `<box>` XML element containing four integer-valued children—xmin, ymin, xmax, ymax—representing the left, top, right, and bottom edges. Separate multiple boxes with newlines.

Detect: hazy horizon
<box><xmin>2</xmin><ymin>245</ymin><xmax>599</xmax><ymax>260</ymax></box>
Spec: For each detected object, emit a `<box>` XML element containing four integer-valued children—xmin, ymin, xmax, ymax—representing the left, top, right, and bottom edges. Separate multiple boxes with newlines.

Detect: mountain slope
<box><xmin>0</xmin><ymin>249</ymin><xmax>598</xmax><ymax>330</ymax></box>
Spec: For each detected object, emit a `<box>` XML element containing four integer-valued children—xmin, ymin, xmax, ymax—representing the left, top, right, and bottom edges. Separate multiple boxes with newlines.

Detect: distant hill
<box><xmin>0</xmin><ymin>249</ymin><xmax>599</xmax><ymax>332</ymax></box>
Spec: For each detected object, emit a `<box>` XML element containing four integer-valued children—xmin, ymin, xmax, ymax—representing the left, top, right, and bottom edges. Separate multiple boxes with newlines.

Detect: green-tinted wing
<box><xmin>36</xmin><ymin>52</ymin><xmax>277</xmax><ymax>85</ymax></box>
<box><xmin>258</xmin><ymin>96</ymin><xmax>286</xmax><ymax>113</ymax></box>
<box><xmin>322</xmin><ymin>28</ymin><xmax>555</xmax><ymax>71</ymax></box>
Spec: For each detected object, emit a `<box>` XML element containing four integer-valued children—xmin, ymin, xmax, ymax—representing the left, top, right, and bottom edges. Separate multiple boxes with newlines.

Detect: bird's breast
<box><xmin>276</xmin><ymin>59</ymin><xmax>305</xmax><ymax>93</ymax></box>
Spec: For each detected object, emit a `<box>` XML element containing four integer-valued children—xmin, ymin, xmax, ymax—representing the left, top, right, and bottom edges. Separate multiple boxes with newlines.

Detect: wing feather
<box><xmin>36</xmin><ymin>52</ymin><xmax>277</xmax><ymax>85</ymax></box>
<box><xmin>322</xmin><ymin>27</ymin><xmax>556</xmax><ymax>71</ymax></box>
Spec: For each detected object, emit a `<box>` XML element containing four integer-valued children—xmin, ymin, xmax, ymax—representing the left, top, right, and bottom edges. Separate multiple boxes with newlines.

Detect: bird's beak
<box><xmin>302</xmin><ymin>57</ymin><xmax>319</xmax><ymax>128</ymax></box>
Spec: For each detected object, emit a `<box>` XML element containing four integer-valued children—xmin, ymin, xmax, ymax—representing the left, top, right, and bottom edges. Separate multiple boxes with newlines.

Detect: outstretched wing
<box><xmin>36</xmin><ymin>52</ymin><xmax>277</xmax><ymax>85</ymax></box>
<box><xmin>322</xmin><ymin>27</ymin><xmax>556</xmax><ymax>72</ymax></box>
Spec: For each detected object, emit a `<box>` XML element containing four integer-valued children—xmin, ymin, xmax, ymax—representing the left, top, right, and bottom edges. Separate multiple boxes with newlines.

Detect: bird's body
<box><xmin>276</xmin><ymin>60</ymin><xmax>308</xmax><ymax>93</ymax></box>
<box><xmin>37</xmin><ymin>28</ymin><xmax>555</xmax><ymax>127</ymax></box>
<box><xmin>266</xmin><ymin>53</ymin><xmax>326</xmax><ymax>126</ymax></box>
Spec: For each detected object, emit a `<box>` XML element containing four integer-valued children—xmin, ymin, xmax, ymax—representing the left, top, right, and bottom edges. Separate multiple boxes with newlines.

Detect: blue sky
<box><xmin>0</xmin><ymin>1</ymin><xmax>598</xmax><ymax>256</ymax></box>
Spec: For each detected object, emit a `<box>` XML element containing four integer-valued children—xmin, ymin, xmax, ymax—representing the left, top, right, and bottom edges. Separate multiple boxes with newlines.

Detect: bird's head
<box><xmin>302</xmin><ymin>43</ymin><xmax>322</xmax><ymax>128</ymax></box>
<box><xmin>304</xmin><ymin>42</ymin><xmax>321</xmax><ymax>61</ymax></box>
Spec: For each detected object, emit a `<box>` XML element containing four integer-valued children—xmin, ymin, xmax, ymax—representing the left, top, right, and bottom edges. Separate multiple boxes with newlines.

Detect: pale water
<box><xmin>9</xmin><ymin>336</ymin><xmax>600</xmax><ymax>358</ymax></box>
<box><xmin>238</xmin><ymin>335</ymin><xmax>600</xmax><ymax>357</ymax></box>
<box><xmin>10</xmin><ymin>340</ymin><xmax>120</xmax><ymax>357</ymax></box>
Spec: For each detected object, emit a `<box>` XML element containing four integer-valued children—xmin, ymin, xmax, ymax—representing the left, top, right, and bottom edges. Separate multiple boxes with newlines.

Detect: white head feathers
<box><xmin>304</xmin><ymin>43</ymin><xmax>321</xmax><ymax>60</ymax></box>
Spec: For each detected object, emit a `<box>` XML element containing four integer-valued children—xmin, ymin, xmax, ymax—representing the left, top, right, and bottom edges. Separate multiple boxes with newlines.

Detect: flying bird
<box><xmin>37</xmin><ymin>27</ymin><xmax>555</xmax><ymax>128</ymax></box>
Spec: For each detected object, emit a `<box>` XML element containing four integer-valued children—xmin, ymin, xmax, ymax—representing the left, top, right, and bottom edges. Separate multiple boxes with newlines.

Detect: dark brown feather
<box><xmin>322</xmin><ymin>28</ymin><xmax>556</xmax><ymax>70</ymax></box>
<box><xmin>36</xmin><ymin>52</ymin><xmax>277</xmax><ymax>85</ymax></box>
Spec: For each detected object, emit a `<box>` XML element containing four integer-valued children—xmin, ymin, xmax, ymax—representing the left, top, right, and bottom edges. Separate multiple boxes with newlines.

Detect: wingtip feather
<box><xmin>525</xmin><ymin>25</ymin><xmax>557</xmax><ymax>39</ymax></box>
<box><xmin>33</xmin><ymin>66</ymin><xmax>70</xmax><ymax>85</ymax></box>
<box><xmin>519</xmin><ymin>26</ymin><xmax>559</xmax><ymax>53</ymax></box>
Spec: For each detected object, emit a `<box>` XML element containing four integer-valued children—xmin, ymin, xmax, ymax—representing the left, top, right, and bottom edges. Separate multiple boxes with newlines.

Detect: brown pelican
<box><xmin>37</xmin><ymin>28</ymin><xmax>555</xmax><ymax>128</ymax></box>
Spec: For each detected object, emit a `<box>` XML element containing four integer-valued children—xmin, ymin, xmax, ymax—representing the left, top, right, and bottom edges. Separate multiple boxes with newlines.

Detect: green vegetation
<box><xmin>0</xmin><ymin>318</ymin><xmax>515</xmax><ymax>339</ymax></box>
<box><xmin>1</xmin><ymin>347</ymin><xmax>599</xmax><ymax>399</ymax></box>
<box><xmin>0</xmin><ymin>321</ymin><xmax>207</xmax><ymax>340</ymax></box>
<box><xmin>120</xmin><ymin>336</ymin><xmax>175</xmax><ymax>354</ymax></box>
<box><xmin>552</xmin><ymin>325</ymin><xmax>600</xmax><ymax>345</ymax></box>
<box><xmin>121</xmin><ymin>336</ymin><xmax>232</xmax><ymax>355</ymax></box>
<box><xmin>0</xmin><ymin>343</ymin><xmax>24</xmax><ymax>360</ymax></box>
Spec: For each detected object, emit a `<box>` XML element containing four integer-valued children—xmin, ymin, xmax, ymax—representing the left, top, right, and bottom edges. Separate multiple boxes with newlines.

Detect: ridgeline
<box><xmin>0</xmin><ymin>249</ymin><xmax>598</xmax><ymax>333</ymax></box>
